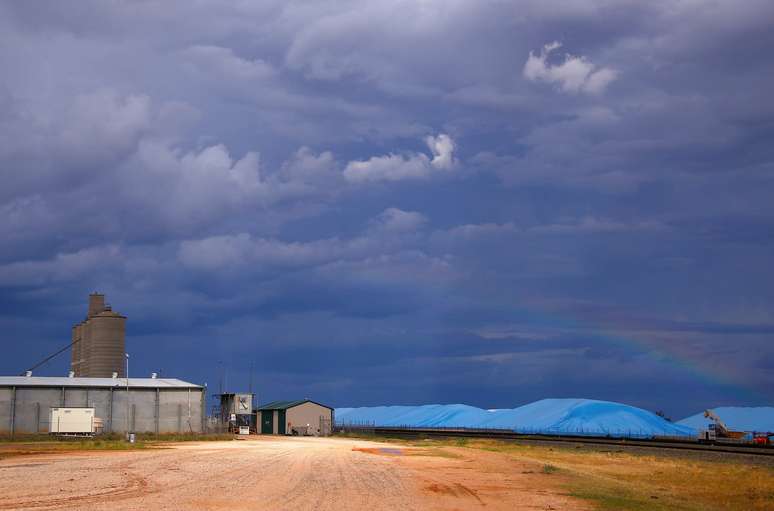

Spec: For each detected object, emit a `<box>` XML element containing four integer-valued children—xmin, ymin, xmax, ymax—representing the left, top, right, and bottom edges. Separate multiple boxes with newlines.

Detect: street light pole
<box><xmin>125</xmin><ymin>353</ymin><xmax>130</xmax><ymax>439</ymax></box>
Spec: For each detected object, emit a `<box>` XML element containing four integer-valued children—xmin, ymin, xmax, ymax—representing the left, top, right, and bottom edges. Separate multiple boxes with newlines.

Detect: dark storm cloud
<box><xmin>1</xmin><ymin>1</ymin><xmax>773</xmax><ymax>417</ymax></box>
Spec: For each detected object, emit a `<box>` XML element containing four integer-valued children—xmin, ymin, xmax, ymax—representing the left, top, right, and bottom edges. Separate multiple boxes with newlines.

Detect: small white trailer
<box><xmin>49</xmin><ymin>407</ymin><xmax>96</xmax><ymax>436</ymax></box>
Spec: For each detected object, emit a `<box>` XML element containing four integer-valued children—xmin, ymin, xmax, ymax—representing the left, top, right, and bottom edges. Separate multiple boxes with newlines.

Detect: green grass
<box><xmin>62</xmin><ymin>439</ymin><xmax>151</xmax><ymax>450</ymax></box>
<box><xmin>0</xmin><ymin>439</ymin><xmax>150</xmax><ymax>459</ymax></box>
<box><xmin>0</xmin><ymin>433</ymin><xmax>53</xmax><ymax>443</ymax></box>
<box><xmin>0</xmin><ymin>432</ymin><xmax>235</xmax><ymax>443</ymax></box>
<box><xmin>137</xmin><ymin>433</ymin><xmax>236</xmax><ymax>442</ymax></box>
<box><xmin>570</xmin><ymin>488</ymin><xmax>668</xmax><ymax>511</ymax></box>
<box><xmin>0</xmin><ymin>432</ymin><xmax>236</xmax><ymax>459</ymax></box>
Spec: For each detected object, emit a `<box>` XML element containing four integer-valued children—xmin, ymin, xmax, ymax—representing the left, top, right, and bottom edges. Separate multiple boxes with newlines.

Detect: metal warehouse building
<box><xmin>257</xmin><ymin>400</ymin><xmax>333</xmax><ymax>436</ymax></box>
<box><xmin>0</xmin><ymin>376</ymin><xmax>205</xmax><ymax>434</ymax></box>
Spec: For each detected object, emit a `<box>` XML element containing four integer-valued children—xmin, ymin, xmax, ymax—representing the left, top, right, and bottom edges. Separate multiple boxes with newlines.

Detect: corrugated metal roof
<box><xmin>0</xmin><ymin>376</ymin><xmax>203</xmax><ymax>389</ymax></box>
<box><xmin>257</xmin><ymin>399</ymin><xmax>333</xmax><ymax>411</ymax></box>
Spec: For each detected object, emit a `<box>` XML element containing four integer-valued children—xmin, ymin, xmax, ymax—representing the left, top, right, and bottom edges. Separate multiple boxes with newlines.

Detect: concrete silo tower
<box><xmin>70</xmin><ymin>293</ymin><xmax>127</xmax><ymax>377</ymax></box>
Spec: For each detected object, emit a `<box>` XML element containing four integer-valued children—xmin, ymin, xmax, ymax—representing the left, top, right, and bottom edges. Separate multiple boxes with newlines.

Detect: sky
<box><xmin>1</xmin><ymin>1</ymin><xmax>773</xmax><ymax>419</ymax></box>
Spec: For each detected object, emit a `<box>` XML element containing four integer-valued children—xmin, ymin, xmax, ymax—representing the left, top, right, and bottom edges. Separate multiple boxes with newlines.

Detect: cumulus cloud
<box><xmin>529</xmin><ymin>216</ymin><xmax>667</xmax><ymax>234</ymax></box>
<box><xmin>280</xmin><ymin>147</ymin><xmax>338</xmax><ymax>184</ymax></box>
<box><xmin>316</xmin><ymin>250</ymin><xmax>455</xmax><ymax>287</ymax></box>
<box><xmin>426</xmin><ymin>133</ymin><xmax>456</xmax><ymax>169</ymax></box>
<box><xmin>0</xmin><ymin>90</ymin><xmax>152</xmax><ymax>180</ymax></box>
<box><xmin>343</xmin><ymin>134</ymin><xmax>457</xmax><ymax>183</ymax></box>
<box><xmin>174</xmin><ymin>206</ymin><xmax>455</xmax><ymax>293</ymax></box>
<box><xmin>431</xmin><ymin>222</ymin><xmax>518</xmax><ymax>245</ymax></box>
<box><xmin>178</xmin><ymin>207</ymin><xmax>428</xmax><ymax>271</ymax></box>
<box><xmin>177</xmin><ymin>233</ymin><xmax>343</xmax><ymax>270</ymax></box>
<box><xmin>369</xmin><ymin>208</ymin><xmax>428</xmax><ymax>233</ymax></box>
<box><xmin>181</xmin><ymin>45</ymin><xmax>276</xmax><ymax>80</ymax></box>
<box><xmin>523</xmin><ymin>41</ymin><xmax>618</xmax><ymax>94</ymax></box>
<box><xmin>63</xmin><ymin>91</ymin><xmax>152</xmax><ymax>152</ymax></box>
<box><xmin>283</xmin><ymin>2</ymin><xmax>473</xmax><ymax>86</ymax></box>
<box><xmin>343</xmin><ymin>153</ymin><xmax>429</xmax><ymax>183</ymax></box>
<box><xmin>0</xmin><ymin>244</ymin><xmax>123</xmax><ymax>286</ymax></box>
<box><xmin>123</xmin><ymin>141</ymin><xmax>267</xmax><ymax>225</ymax></box>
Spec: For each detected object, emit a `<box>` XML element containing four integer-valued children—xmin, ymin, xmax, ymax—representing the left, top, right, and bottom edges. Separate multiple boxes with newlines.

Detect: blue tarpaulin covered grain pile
<box><xmin>335</xmin><ymin>404</ymin><xmax>491</xmax><ymax>428</ymax></box>
<box><xmin>336</xmin><ymin>398</ymin><xmax>697</xmax><ymax>439</ymax></box>
<box><xmin>481</xmin><ymin>399</ymin><xmax>696</xmax><ymax>438</ymax></box>
<box><xmin>678</xmin><ymin>407</ymin><xmax>774</xmax><ymax>433</ymax></box>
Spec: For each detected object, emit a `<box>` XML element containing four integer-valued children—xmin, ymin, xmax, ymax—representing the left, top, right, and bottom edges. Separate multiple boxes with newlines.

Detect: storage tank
<box><xmin>70</xmin><ymin>294</ymin><xmax>127</xmax><ymax>377</ymax></box>
<box><xmin>87</xmin><ymin>308</ymin><xmax>126</xmax><ymax>378</ymax></box>
<box><xmin>87</xmin><ymin>293</ymin><xmax>105</xmax><ymax>317</ymax></box>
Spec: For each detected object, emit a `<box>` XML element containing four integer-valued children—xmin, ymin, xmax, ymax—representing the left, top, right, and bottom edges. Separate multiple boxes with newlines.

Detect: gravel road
<box><xmin>0</xmin><ymin>436</ymin><xmax>586</xmax><ymax>510</ymax></box>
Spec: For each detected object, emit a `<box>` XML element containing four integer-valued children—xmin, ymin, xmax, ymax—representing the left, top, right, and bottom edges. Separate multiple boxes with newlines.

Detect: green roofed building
<box><xmin>256</xmin><ymin>399</ymin><xmax>333</xmax><ymax>436</ymax></box>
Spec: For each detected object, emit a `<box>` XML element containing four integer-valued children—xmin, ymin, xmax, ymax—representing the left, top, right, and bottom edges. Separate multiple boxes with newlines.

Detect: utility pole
<box><xmin>249</xmin><ymin>361</ymin><xmax>253</xmax><ymax>394</ymax></box>
<box><xmin>249</xmin><ymin>360</ymin><xmax>254</xmax><ymax>408</ymax></box>
<box><xmin>218</xmin><ymin>361</ymin><xmax>223</xmax><ymax>395</ymax></box>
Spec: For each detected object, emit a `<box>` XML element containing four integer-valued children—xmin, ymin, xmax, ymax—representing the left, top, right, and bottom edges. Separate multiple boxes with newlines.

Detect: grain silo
<box><xmin>70</xmin><ymin>293</ymin><xmax>127</xmax><ymax>378</ymax></box>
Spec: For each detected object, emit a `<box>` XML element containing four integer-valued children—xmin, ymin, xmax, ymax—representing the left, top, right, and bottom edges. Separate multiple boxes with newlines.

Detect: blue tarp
<box><xmin>482</xmin><ymin>399</ymin><xmax>696</xmax><ymax>438</ymax></box>
<box><xmin>335</xmin><ymin>404</ymin><xmax>492</xmax><ymax>428</ymax></box>
<box><xmin>678</xmin><ymin>407</ymin><xmax>774</xmax><ymax>433</ymax></box>
<box><xmin>336</xmin><ymin>398</ymin><xmax>697</xmax><ymax>439</ymax></box>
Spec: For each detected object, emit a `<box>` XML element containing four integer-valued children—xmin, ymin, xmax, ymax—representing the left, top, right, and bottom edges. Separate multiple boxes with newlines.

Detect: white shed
<box><xmin>49</xmin><ymin>407</ymin><xmax>95</xmax><ymax>434</ymax></box>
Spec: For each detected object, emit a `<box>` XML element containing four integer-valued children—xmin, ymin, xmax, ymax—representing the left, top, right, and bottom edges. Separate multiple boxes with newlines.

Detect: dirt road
<box><xmin>0</xmin><ymin>437</ymin><xmax>588</xmax><ymax>510</ymax></box>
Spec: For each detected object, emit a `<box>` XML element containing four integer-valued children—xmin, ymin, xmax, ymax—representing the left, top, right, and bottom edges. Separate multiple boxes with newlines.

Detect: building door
<box><xmin>320</xmin><ymin>416</ymin><xmax>332</xmax><ymax>436</ymax></box>
<box><xmin>278</xmin><ymin>410</ymin><xmax>286</xmax><ymax>435</ymax></box>
<box><xmin>261</xmin><ymin>410</ymin><xmax>273</xmax><ymax>434</ymax></box>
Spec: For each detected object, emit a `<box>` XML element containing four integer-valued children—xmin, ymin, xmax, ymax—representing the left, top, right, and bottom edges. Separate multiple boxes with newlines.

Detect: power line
<box><xmin>21</xmin><ymin>338</ymin><xmax>80</xmax><ymax>376</ymax></box>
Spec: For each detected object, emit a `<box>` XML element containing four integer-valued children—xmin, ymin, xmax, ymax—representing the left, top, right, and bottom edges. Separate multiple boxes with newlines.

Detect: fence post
<box><xmin>201</xmin><ymin>386</ymin><xmax>206</xmax><ymax>434</ymax></box>
<box><xmin>10</xmin><ymin>386</ymin><xmax>16</xmax><ymax>437</ymax></box>
<box><xmin>155</xmin><ymin>388</ymin><xmax>160</xmax><ymax>435</ymax></box>
<box><xmin>108</xmin><ymin>387</ymin><xmax>114</xmax><ymax>433</ymax></box>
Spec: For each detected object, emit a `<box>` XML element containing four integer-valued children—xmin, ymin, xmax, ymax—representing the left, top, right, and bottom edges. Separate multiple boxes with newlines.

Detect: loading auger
<box><xmin>700</xmin><ymin>410</ymin><xmax>747</xmax><ymax>442</ymax></box>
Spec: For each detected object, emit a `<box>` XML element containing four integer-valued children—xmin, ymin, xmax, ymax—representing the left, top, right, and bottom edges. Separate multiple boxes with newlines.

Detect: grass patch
<box><xmin>0</xmin><ymin>432</ymin><xmax>236</xmax><ymax>460</ymax></box>
<box><xmin>0</xmin><ymin>432</ymin><xmax>235</xmax><ymax>444</ymax></box>
<box><xmin>570</xmin><ymin>488</ymin><xmax>665</xmax><ymax>511</ymax></box>
<box><xmin>541</xmin><ymin>463</ymin><xmax>558</xmax><ymax>474</ymax></box>
<box><xmin>0</xmin><ymin>433</ymin><xmax>56</xmax><ymax>443</ymax></box>
<box><xmin>138</xmin><ymin>433</ymin><xmax>236</xmax><ymax>442</ymax></box>
<box><xmin>63</xmin><ymin>439</ymin><xmax>150</xmax><ymax>450</ymax></box>
<box><xmin>0</xmin><ymin>439</ymin><xmax>150</xmax><ymax>460</ymax></box>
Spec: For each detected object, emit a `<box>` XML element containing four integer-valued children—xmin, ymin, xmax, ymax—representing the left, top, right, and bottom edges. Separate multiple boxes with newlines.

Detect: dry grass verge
<box><xmin>479</xmin><ymin>440</ymin><xmax>773</xmax><ymax>511</ymax></box>
<box><xmin>337</xmin><ymin>433</ymin><xmax>774</xmax><ymax>511</ymax></box>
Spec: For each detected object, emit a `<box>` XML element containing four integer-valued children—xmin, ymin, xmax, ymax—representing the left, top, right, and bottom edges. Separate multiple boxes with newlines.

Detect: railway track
<box><xmin>340</xmin><ymin>427</ymin><xmax>774</xmax><ymax>457</ymax></box>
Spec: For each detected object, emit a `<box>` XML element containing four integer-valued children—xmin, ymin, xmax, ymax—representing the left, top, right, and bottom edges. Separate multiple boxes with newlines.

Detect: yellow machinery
<box><xmin>700</xmin><ymin>410</ymin><xmax>746</xmax><ymax>441</ymax></box>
